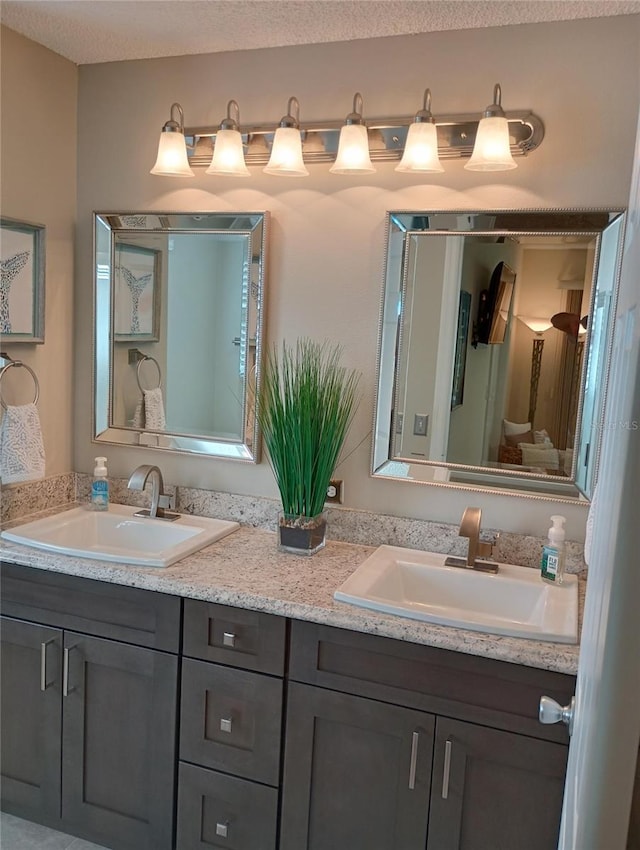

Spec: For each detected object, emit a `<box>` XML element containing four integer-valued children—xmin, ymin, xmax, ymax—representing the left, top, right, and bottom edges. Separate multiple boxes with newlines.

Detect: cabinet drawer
<box><xmin>180</xmin><ymin>658</ymin><xmax>282</xmax><ymax>785</ymax></box>
<box><xmin>183</xmin><ymin>599</ymin><xmax>286</xmax><ymax>674</ymax></box>
<box><xmin>0</xmin><ymin>563</ymin><xmax>181</xmax><ymax>652</ymax></box>
<box><xmin>289</xmin><ymin>620</ymin><xmax>575</xmax><ymax>743</ymax></box>
<box><xmin>177</xmin><ymin>762</ymin><xmax>278</xmax><ymax>850</ymax></box>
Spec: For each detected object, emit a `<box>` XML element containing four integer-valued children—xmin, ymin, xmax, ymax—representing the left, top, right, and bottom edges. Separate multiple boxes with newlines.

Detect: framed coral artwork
<box><xmin>114</xmin><ymin>242</ymin><xmax>160</xmax><ymax>341</ymax></box>
<box><xmin>0</xmin><ymin>217</ymin><xmax>46</xmax><ymax>343</ymax></box>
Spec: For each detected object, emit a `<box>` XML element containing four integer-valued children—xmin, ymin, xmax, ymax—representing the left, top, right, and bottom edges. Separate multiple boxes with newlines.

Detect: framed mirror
<box><xmin>94</xmin><ymin>212</ymin><xmax>268</xmax><ymax>460</ymax></box>
<box><xmin>372</xmin><ymin>210</ymin><xmax>625</xmax><ymax>501</ymax></box>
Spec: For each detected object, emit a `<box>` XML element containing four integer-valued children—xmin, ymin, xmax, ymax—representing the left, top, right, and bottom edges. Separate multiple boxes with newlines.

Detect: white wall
<box><xmin>74</xmin><ymin>15</ymin><xmax>640</xmax><ymax>539</ymax></box>
<box><xmin>1</xmin><ymin>26</ymin><xmax>77</xmax><ymax>478</ymax></box>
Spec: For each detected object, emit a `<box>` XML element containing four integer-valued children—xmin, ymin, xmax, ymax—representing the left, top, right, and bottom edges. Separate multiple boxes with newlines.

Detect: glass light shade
<box><xmin>206</xmin><ymin>128</ymin><xmax>250</xmax><ymax>176</ymax></box>
<box><xmin>465</xmin><ymin>115</ymin><xmax>517</xmax><ymax>171</ymax></box>
<box><xmin>150</xmin><ymin>131</ymin><xmax>194</xmax><ymax>176</ymax></box>
<box><xmin>395</xmin><ymin>121</ymin><xmax>443</xmax><ymax>173</ymax></box>
<box><xmin>519</xmin><ymin>317</ymin><xmax>553</xmax><ymax>334</ymax></box>
<box><xmin>263</xmin><ymin>127</ymin><xmax>309</xmax><ymax>176</ymax></box>
<box><xmin>330</xmin><ymin>123</ymin><xmax>375</xmax><ymax>174</ymax></box>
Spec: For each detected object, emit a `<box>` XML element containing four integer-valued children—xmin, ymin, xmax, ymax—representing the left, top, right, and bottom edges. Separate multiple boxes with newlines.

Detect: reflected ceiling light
<box><xmin>518</xmin><ymin>316</ymin><xmax>553</xmax><ymax>334</ymax></box>
<box><xmin>264</xmin><ymin>96</ymin><xmax>309</xmax><ymax>176</ymax></box>
<box><xmin>330</xmin><ymin>92</ymin><xmax>376</xmax><ymax>174</ymax></box>
<box><xmin>465</xmin><ymin>83</ymin><xmax>517</xmax><ymax>172</ymax></box>
<box><xmin>150</xmin><ymin>102</ymin><xmax>194</xmax><ymax>177</ymax></box>
<box><xmin>395</xmin><ymin>88</ymin><xmax>443</xmax><ymax>174</ymax></box>
<box><xmin>206</xmin><ymin>100</ymin><xmax>250</xmax><ymax>177</ymax></box>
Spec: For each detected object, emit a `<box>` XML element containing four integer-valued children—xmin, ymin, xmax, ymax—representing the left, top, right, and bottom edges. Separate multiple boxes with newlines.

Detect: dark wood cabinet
<box><xmin>0</xmin><ymin>617</ymin><xmax>62</xmax><ymax>822</ymax></box>
<box><xmin>280</xmin><ymin>682</ymin><xmax>435</xmax><ymax>850</ymax></box>
<box><xmin>0</xmin><ymin>564</ymin><xmax>180</xmax><ymax>850</ymax></box>
<box><xmin>427</xmin><ymin>717</ymin><xmax>568</xmax><ymax>850</ymax></box>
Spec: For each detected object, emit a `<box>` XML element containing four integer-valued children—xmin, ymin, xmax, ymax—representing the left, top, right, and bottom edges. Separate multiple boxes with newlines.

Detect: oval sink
<box><xmin>1</xmin><ymin>504</ymin><xmax>239</xmax><ymax>567</ymax></box>
<box><xmin>334</xmin><ymin>545</ymin><xmax>578</xmax><ymax>643</ymax></box>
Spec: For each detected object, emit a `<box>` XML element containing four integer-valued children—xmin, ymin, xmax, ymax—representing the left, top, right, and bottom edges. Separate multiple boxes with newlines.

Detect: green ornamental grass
<box><xmin>257</xmin><ymin>339</ymin><xmax>361</xmax><ymax>519</ymax></box>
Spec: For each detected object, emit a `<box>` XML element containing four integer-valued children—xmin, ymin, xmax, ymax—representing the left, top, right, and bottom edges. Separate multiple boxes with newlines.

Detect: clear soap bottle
<box><xmin>90</xmin><ymin>456</ymin><xmax>109</xmax><ymax>511</ymax></box>
<box><xmin>541</xmin><ymin>515</ymin><xmax>566</xmax><ymax>584</ymax></box>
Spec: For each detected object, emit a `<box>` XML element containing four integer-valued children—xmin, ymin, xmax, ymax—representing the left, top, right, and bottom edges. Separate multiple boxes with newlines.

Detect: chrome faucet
<box><xmin>127</xmin><ymin>464</ymin><xmax>179</xmax><ymax>521</ymax></box>
<box><xmin>445</xmin><ymin>506</ymin><xmax>499</xmax><ymax>573</ymax></box>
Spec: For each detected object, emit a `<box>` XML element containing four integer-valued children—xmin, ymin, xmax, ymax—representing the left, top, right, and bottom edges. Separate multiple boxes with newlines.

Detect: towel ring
<box><xmin>0</xmin><ymin>360</ymin><xmax>40</xmax><ymax>410</ymax></box>
<box><xmin>136</xmin><ymin>355</ymin><xmax>162</xmax><ymax>393</ymax></box>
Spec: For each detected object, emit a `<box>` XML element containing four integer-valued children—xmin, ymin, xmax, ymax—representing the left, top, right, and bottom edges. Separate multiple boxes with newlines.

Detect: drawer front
<box><xmin>177</xmin><ymin>762</ymin><xmax>278</xmax><ymax>850</ymax></box>
<box><xmin>181</xmin><ymin>658</ymin><xmax>283</xmax><ymax>786</ymax></box>
<box><xmin>0</xmin><ymin>563</ymin><xmax>181</xmax><ymax>652</ymax></box>
<box><xmin>289</xmin><ymin>620</ymin><xmax>576</xmax><ymax>743</ymax></box>
<box><xmin>183</xmin><ymin>599</ymin><xmax>286</xmax><ymax>674</ymax></box>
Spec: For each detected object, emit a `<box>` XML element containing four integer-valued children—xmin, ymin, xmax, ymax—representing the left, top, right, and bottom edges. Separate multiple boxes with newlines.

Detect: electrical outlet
<box><xmin>413</xmin><ymin>413</ymin><xmax>429</xmax><ymax>437</ymax></box>
<box><xmin>326</xmin><ymin>479</ymin><xmax>344</xmax><ymax>504</ymax></box>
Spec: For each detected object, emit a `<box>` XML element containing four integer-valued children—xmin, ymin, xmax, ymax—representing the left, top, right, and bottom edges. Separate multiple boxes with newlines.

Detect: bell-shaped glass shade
<box><xmin>465</xmin><ymin>116</ymin><xmax>517</xmax><ymax>171</ymax></box>
<box><xmin>263</xmin><ymin>127</ymin><xmax>309</xmax><ymax>176</ymax></box>
<box><xmin>206</xmin><ymin>128</ymin><xmax>250</xmax><ymax>176</ymax></box>
<box><xmin>395</xmin><ymin>122</ymin><xmax>443</xmax><ymax>173</ymax></box>
<box><xmin>330</xmin><ymin>123</ymin><xmax>375</xmax><ymax>174</ymax></box>
<box><xmin>150</xmin><ymin>131</ymin><xmax>194</xmax><ymax>176</ymax></box>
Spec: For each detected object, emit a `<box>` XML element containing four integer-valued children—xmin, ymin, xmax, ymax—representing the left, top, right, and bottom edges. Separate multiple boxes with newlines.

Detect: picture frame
<box><xmin>114</xmin><ymin>242</ymin><xmax>160</xmax><ymax>341</ymax></box>
<box><xmin>0</xmin><ymin>217</ymin><xmax>46</xmax><ymax>343</ymax></box>
<box><xmin>451</xmin><ymin>289</ymin><xmax>471</xmax><ymax>409</ymax></box>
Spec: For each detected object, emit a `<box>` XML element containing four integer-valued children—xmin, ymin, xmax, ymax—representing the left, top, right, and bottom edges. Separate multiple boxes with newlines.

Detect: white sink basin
<box><xmin>1</xmin><ymin>504</ymin><xmax>240</xmax><ymax>567</ymax></box>
<box><xmin>334</xmin><ymin>545</ymin><xmax>578</xmax><ymax>643</ymax></box>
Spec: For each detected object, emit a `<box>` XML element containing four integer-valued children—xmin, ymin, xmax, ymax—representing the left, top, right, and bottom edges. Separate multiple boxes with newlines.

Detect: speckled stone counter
<box><xmin>0</xmin><ymin>508</ymin><xmax>581</xmax><ymax>676</ymax></box>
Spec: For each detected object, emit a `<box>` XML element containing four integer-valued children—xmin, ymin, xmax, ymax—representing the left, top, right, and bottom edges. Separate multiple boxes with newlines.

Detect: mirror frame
<box><xmin>371</xmin><ymin>209</ymin><xmax>626</xmax><ymax>502</ymax></box>
<box><xmin>93</xmin><ymin>211</ymin><xmax>269</xmax><ymax>461</ymax></box>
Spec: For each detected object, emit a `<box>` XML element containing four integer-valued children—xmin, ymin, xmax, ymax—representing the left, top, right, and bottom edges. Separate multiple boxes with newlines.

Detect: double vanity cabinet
<box><xmin>0</xmin><ymin>560</ymin><xmax>576</xmax><ymax>850</ymax></box>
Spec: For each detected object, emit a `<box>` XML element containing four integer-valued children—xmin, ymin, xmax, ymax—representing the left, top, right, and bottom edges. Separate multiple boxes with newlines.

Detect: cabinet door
<box><xmin>61</xmin><ymin>633</ymin><xmax>178</xmax><ymax>850</ymax></box>
<box><xmin>428</xmin><ymin>717</ymin><xmax>568</xmax><ymax>850</ymax></box>
<box><xmin>0</xmin><ymin>616</ymin><xmax>62</xmax><ymax>823</ymax></box>
<box><xmin>280</xmin><ymin>682</ymin><xmax>434</xmax><ymax>850</ymax></box>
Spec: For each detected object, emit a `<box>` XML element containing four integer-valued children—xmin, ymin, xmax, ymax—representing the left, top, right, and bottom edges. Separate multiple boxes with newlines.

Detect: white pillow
<box><xmin>503</xmin><ymin>419</ymin><xmax>532</xmax><ymax>437</ymax></box>
<box><xmin>534</xmin><ymin>429</ymin><xmax>554</xmax><ymax>447</ymax></box>
<box><xmin>519</xmin><ymin>443</ymin><xmax>560</xmax><ymax>470</ymax></box>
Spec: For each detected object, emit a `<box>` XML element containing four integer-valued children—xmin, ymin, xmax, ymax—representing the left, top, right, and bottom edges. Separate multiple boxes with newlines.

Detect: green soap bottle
<box><xmin>541</xmin><ymin>515</ymin><xmax>566</xmax><ymax>584</ymax></box>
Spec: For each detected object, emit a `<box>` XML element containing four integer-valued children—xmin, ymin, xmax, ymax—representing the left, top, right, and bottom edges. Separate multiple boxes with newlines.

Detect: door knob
<box><xmin>539</xmin><ymin>695</ymin><xmax>575</xmax><ymax>734</ymax></box>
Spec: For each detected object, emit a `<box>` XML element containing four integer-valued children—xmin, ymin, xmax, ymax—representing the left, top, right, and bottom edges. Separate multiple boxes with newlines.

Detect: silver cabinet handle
<box><xmin>539</xmin><ymin>695</ymin><xmax>575</xmax><ymax>735</ymax></box>
<box><xmin>408</xmin><ymin>731</ymin><xmax>419</xmax><ymax>789</ymax></box>
<box><xmin>222</xmin><ymin>632</ymin><xmax>236</xmax><ymax>648</ymax></box>
<box><xmin>220</xmin><ymin>717</ymin><xmax>233</xmax><ymax>733</ymax></box>
<box><xmin>442</xmin><ymin>739</ymin><xmax>452</xmax><ymax>799</ymax></box>
<box><xmin>40</xmin><ymin>639</ymin><xmax>56</xmax><ymax>691</ymax></box>
<box><xmin>62</xmin><ymin>646</ymin><xmax>77</xmax><ymax>697</ymax></box>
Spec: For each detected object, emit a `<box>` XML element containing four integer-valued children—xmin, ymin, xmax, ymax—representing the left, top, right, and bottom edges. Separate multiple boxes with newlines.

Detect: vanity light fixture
<box><xmin>395</xmin><ymin>89</ymin><xmax>443</xmax><ymax>173</ymax></box>
<box><xmin>263</xmin><ymin>96</ymin><xmax>309</xmax><ymax>176</ymax></box>
<box><xmin>206</xmin><ymin>100</ymin><xmax>250</xmax><ymax>177</ymax></box>
<box><xmin>150</xmin><ymin>86</ymin><xmax>543</xmax><ymax>175</ymax></box>
<box><xmin>330</xmin><ymin>92</ymin><xmax>376</xmax><ymax>174</ymax></box>
<box><xmin>150</xmin><ymin>102</ymin><xmax>195</xmax><ymax>177</ymax></box>
<box><xmin>465</xmin><ymin>83</ymin><xmax>518</xmax><ymax>172</ymax></box>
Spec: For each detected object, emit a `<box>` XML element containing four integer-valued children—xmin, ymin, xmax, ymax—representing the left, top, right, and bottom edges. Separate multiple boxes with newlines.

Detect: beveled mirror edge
<box><xmin>370</xmin><ymin>208</ymin><xmax>626</xmax><ymax>504</ymax></box>
<box><xmin>92</xmin><ymin>211</ymin><xmax>270</xmax><ymax>462</ymax></box>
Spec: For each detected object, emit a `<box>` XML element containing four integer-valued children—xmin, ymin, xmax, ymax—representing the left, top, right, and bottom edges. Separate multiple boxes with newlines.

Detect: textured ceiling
<box><xmin>1</xmin><ymin>0</ymin><xmax>639</xmax><ymax>65</ymax></box>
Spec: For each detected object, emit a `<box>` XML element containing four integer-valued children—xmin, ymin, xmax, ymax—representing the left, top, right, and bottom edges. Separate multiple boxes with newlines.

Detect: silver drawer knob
<box><xmin>539</xmin><ymin>695</ymin><xmax>575</xmax><ymax>734</ymax></box>
<box><xmin>222</xmin><ymin>631</ymin><xmax>236</xmax><ymax>648</ymax></box>
<box><xmin>220</xmin><ymin>717</ymin><xmax>233</xmax><ymax>733</ymax></box>
<box><xmin>216</xmin><ymin>822</ymin><xmax>228</xmax><ymax>838</ymax></box>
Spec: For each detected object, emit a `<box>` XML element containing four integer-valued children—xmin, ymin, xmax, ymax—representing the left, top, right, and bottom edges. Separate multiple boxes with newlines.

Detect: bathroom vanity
<box><xmin>0</xmin><ymin>523</ymin><xmax>580</xmax><ymax>850</ymax></box>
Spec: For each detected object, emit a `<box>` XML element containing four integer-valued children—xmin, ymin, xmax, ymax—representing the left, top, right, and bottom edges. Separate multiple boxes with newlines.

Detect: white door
<box><xmin>553</xmin><ymin>112</ymin><xmax>640</xmax><ymax>848</ymax></box>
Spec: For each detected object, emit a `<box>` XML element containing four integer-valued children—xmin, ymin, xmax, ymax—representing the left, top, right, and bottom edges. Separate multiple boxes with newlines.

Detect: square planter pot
<box><xmin>278</xmin><ymin>512</ymin><xmax>327</xmax><ymax>556</ymax></box>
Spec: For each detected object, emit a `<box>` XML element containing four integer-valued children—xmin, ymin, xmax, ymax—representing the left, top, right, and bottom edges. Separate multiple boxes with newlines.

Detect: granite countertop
<box><xmin>0</xmin><ymin>507</ymin><xmax>582</xmax><ymax>676</ymax></box>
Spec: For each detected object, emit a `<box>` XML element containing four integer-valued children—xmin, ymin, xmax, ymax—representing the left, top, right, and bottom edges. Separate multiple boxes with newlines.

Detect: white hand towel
<box><xmin>0</xmin><ymin>403</ymin><xmax>46</xmax><ymax>483</ymax></box>
<box><xmin>143</xmin><ymin>387</ymin><xmax>166</xmax><ymax>430</ymax></box>
<box><xmin>132</xmin><ymin>397</ymin><xmax>144</xmax><ymax>428</ymax></box>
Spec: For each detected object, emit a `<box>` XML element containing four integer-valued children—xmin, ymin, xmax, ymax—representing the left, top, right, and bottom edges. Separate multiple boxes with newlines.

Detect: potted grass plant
<box><xmin>257</xmin><ymin>339</ymin><xmax>361</xmax><ymax>555</ymax></box>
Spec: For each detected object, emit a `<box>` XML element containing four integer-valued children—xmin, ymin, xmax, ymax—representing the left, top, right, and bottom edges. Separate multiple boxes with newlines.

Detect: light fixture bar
<box><xmin>185</xmin><ymin>110</ymin><xmax>543</xmax><ymax>167</ymax></box>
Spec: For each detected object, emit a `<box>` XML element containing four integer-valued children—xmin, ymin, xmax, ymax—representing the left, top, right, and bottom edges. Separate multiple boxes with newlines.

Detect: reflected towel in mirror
<box><xmin>0</xmin><ymin>403</ymin><xmax>45</xmax><ymax>483</ymax></box>
<box><xmin>132</xmin><ymin>387</ymin><xmax>166</xmax><ymax>431</ymax></box>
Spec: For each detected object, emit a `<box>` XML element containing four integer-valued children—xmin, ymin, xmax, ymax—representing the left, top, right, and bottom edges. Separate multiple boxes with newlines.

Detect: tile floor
<box><xmin>0</xmin><ymin>813</ymin><xmax>109</xmax><ymax>849</ymax></box>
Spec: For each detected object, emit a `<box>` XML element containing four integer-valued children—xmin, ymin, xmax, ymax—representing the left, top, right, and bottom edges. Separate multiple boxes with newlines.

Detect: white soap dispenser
<box><xmin>91</xmin><ymin>456</ymin><xmax>109</xmax><ymax>511</ymax></box>
<box><xmin>540</xmin><ymin>515</ymin><xmax>566</xmax><ymax>585</ymax></box>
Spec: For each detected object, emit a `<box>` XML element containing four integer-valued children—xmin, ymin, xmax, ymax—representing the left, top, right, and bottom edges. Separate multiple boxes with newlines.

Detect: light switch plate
<box><xmin>413</xmin><ymin>414</ymin><xmax>428</xmax><ymax>436</ymax></box>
